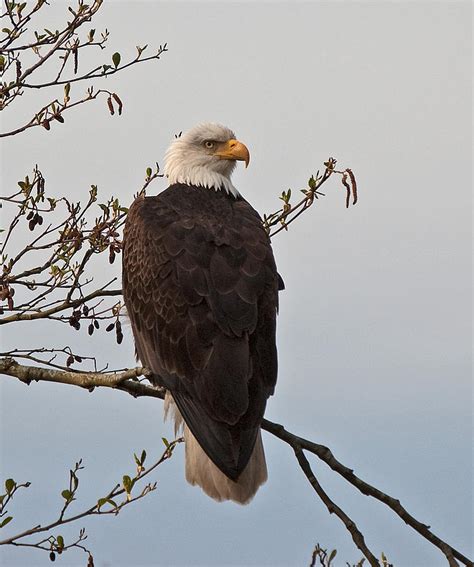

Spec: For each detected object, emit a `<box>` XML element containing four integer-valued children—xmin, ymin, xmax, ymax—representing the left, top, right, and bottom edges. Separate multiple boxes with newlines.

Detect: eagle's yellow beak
<box><xmin>215</xmin><ymin>139</ymin><xmax>250</xmax><ymax>168</ymax></box>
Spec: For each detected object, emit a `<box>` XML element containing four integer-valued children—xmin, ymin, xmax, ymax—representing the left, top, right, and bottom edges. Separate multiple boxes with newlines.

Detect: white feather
<box><xmin>164</xmin><ymin>123</ymin><xmax>241</xmax><ymax>198</ymax></box>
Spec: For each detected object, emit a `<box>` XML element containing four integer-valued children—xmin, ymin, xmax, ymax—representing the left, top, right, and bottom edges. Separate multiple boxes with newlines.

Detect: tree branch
<box><xmin>293</xmin><ymin>446</ymin><xmax>380</xmax><ymax>566</ymax></box>
<box><xmin>0</xmin><ymin>0</ymin><xmax>168</xmax><ymax>135</ymax></box>
<box><xmin>0</xmin><ymin>357</ymin><xmax>156</xmax><ymax>392</ymax></box>
<box><xmin>0</xmin><ymin>437</ymin><xmax>182</xmax><ymax>566</ymax></box>
<box><xmin>0</xmin><ymin>288</ymin><xmax>122</xmax><ymax>325</ymax></box>
<box><xmin>262</xmin><ymin>420</ymin><xmax>470</xmax><ymax>567</ymax></box>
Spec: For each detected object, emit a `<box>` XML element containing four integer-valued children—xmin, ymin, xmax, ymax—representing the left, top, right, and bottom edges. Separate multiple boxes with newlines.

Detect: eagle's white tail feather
<box><xmin>164</xmin><ymin>391</ymin><xmax>184</xmax><ymax>435</ymax></box>
<box><xmin>184</xmin><ymin>426</ymin><xmax>267</xmax><ymax>504</ymax></box>
<box><xmin>164</xmin><ymin>392</ymin><xmax>267</xmax><ymax>504</ymax></box>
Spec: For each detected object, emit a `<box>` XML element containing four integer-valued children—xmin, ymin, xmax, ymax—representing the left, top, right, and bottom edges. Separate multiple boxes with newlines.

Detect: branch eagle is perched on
<box><xmin>122</xmin><ymin>123</ymin><xmax>282</xmax><ymax>503</ymax></box>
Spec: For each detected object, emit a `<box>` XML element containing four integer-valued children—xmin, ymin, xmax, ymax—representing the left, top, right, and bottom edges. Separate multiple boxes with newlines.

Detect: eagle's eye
<box><xmin>204</xmin><ymin>140</ymin><xmax>215</xmax><ymax>149</ymax></box>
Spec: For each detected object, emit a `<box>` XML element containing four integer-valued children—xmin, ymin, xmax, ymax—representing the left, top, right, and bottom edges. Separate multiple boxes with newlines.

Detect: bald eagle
<box><xmin>122</xmin><ymin>123</ymin><xmax>282</xmax><ymax>504</ymax></box>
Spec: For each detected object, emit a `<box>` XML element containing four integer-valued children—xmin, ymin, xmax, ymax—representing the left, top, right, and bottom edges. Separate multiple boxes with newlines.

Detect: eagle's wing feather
<box><xmin>123</xmin><ymin>184</ymin><xmax>278</xmax><ymax>479</ymax></box>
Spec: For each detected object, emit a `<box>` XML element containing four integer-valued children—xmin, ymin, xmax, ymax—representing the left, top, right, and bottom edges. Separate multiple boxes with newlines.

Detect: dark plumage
<box><xmin>123</xmin><ymin>184</ymin><xmax>280</xmax><ymax>480</ymax></box>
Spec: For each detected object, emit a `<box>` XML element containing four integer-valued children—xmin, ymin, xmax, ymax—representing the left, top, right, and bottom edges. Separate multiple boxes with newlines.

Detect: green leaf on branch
<box><xmin>112</xmin><ymin>52</ymin><xmax>121</xmax><ymax>68</ymax></box>
<box><xmin>97</xmin><ymin>497</ymin><xmax>118</xmax><ymax>510</ymax></box>
<box><xmin>122</xmin><ymin>475</ymin><xmax>134</xmax><ymax>494</ymax></box>
<box><xmin>0</xmin><ymin>516</ymin><xmax>13</xmax><ymax>528</ymax></box>
<box><xmin>56</xmin><ymin>535</ymin><xmax>64</xmax><ymax>550</ymax></box>
<box><xmin>134</xmin><ymin>449</ymin><xmax>147</xmax><ymax>472</ymax></box>
<box><xmin>5</xmin><ymin>478</ymin><xmax>15</xmax><ymax>494</ymax></box>
<box><xmin>97</xmin><ymin>497</ymin><xmax>107</xmax><ymax>509</ymax></box>
<box><xmin>16</xmin><ymin>2</ymin><xmax>27</xmax><ymax>16</ymax></box>
<box><xmin>61</xmin><ymin>489</ymin><xmax>73</xmax><ymax>501</ymax></box>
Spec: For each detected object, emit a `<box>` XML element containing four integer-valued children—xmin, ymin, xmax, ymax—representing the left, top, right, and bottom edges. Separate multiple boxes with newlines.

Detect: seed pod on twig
<box><xmin>107</xmin><ymin>96</ymin><xmax>115</xmax><ymax>115</ymax></box>
<box><xmin>116</xmin><ymin>320</ymin><xmax>123</xmax><ymax>344</ymax></box>
<box><xmin>112</xmin><ymin>93</ymin><xmax>123</xmax><ymax>115</ymax></box>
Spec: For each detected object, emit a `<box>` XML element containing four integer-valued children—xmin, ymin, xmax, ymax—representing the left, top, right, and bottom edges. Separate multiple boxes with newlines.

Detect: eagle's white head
<box><xmin>164</xmin><ymin>123</ymin><xmax>250</xmax><ymax>198</ymax></box>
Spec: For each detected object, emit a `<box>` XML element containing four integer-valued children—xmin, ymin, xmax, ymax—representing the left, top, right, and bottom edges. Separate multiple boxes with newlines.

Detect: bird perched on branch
<box><xmin>123</xmin><ymin>123</ymin><xmax>282</xmax><ymax>503</ymax></box>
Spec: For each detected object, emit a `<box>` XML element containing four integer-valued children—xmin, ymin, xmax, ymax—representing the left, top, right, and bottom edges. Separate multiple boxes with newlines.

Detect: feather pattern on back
<box><xmin>123</xmin><ymin>182</ymin><xmax>280</xmax><ymax>502</ymax></box>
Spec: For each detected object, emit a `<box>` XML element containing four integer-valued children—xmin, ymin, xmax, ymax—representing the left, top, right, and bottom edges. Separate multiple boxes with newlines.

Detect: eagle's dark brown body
<box><xmin>122</xmin><ymin>183</ymin><xmax>280</xmax><ymax>482</ymax></box>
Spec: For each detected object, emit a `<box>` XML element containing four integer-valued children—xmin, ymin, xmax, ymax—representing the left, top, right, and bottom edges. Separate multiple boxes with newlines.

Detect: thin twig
<box><xmin>294</xmin><ymin>446</ymin><xmax>380</xmax><ymax>566</ymax></box>
<box><xmin>0</xmin><ymin>288</ymin><xmax>122</xmax><ymax>324</ymax></box>
<box><xmin>0</xmin><ymin>438</ymin><xmax>182</xmax><ymax>547</ymax></box>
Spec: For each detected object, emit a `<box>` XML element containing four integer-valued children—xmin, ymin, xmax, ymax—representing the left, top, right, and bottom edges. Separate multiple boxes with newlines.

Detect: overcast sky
<box><xmin>0</xmin><ymin>1</ymin><xmax>472</xmax><ymax>566</ymax></box>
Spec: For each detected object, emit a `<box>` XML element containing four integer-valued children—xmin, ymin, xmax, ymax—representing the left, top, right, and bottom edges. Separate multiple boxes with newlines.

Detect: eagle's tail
<box><xmin>164</xmin><ymin>392</ymin><xmax>267</xmax><ymax>504</ymax></box>
<box><xmin>184</xmin><ymin>426</ymin><xmax>267</xmax><ymax>504</ymax></box>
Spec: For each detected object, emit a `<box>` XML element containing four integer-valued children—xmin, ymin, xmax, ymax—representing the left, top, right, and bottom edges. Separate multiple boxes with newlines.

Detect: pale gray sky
<box><xmin>1</xmin><ymin>1</ymin><xmax>472</xmax><ymax>566</ymax></box>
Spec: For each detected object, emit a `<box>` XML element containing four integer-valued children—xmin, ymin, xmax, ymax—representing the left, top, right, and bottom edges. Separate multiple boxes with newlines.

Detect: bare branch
<box><xmin>1</xmin><ymin>88</ymin><xmax>119</xmax><ymax>138</ymax></box>
<box><xmin>263</xmin><ymin>420</ymin><xmax>470</xmax><ymax>567</ymax></box>
<box><xmin>0</xmin><ymin>356</ymin><xmax>153</xmax><ymax>391</ymax></box>
<box><xmin>0</xmin><ymin>287</ymin><xmax>122</xmax><ymax>324</ymax></box>
<box><xmin>293</xmin><ymin>446</ymin><xmax>380</xmax><ymax>566</ymax></box>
